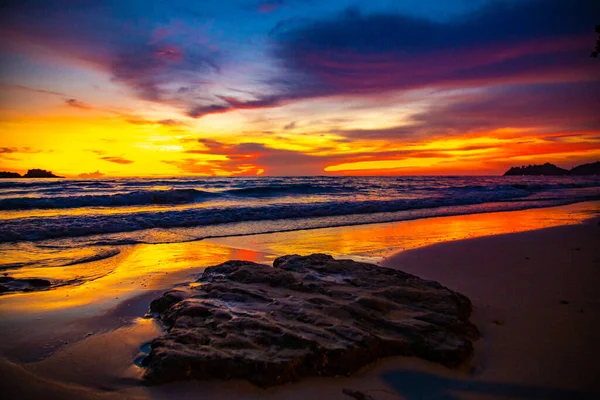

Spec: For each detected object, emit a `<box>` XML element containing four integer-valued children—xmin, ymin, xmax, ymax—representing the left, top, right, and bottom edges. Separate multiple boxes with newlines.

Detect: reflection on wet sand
<box><xmin>208</xmin><ymin>200</ymin><xmax>599</xmax><ymax>262</ymax></box>
<box><xmin>0</xmin><ymin>242</ymin><xmax>270</xmax><ymax>315</ymax></box>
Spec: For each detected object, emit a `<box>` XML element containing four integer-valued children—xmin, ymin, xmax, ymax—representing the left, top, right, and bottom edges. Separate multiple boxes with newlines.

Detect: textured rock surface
<box><xmin>143</xmin><ymin>254</ymin><xmax>479</xmax><ymax>387</ymax></box>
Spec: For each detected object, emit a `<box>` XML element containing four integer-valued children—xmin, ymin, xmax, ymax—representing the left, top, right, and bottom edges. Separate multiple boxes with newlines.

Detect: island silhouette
<box><xmin>0</xmin><ymin>169</ymin><xmax>62</xmax><ymax>178</ymax></box>
<box><xmin>503</xmin><ymin>161</ymin><xmax>600</xmax><ymax>176</ymax></box>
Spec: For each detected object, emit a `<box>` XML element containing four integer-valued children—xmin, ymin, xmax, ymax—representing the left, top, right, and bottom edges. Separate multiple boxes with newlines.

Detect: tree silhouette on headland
<box><xmin>0</xmin><ymin>169</ymin><xmax>63</xmax><ymax>178</ymax></box>
<box><xmin>591</xmin><ymin>25</ymin><xmax>600</xmax><ymax>58</ymax></box>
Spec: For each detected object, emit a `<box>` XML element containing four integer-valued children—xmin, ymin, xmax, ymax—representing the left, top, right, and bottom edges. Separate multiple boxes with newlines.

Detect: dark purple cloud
<box><xmin>270</xmin><ymin>0</ymin><xmax>599</xmax><ymax>100</ymax></box>
<box><xmin>0</xmin><ymin>1</ymin><xmax>221</xmax><ymax>107</ymax></box>
<box><xmin>257</xmin><ymin>0</ymin><xmax>284</xmax><ymax>14</ymax></box>
<box><xmin>2</xmin><ymin>0</ymin><xmax>598</xmax><ymax>123</ymax></box>
<box><xmin>125</xmin><ymin>117</ymin><xmax>184</xmax><ymax>127</ymax></box>
<box><xmin>101</xmin><ymin>156</ymin><xmax>134</xmax><ymax>165</ymax></box>
<box><xmin>178</xmin><ymin>0</ymin><xmax>600</xmax><ymax>119</ymax></box>
<box><xmin>336</xmin><ymin>81</ymin><xmax>600</xmax><ymax>142</ymax></box>
<box><xmin>65</xmin><ymin>98</ymin><xmax>91</xmax><ymax>110</ymax></box>
<box><xmin>187</xmin><ymin>95</ymin><xmax>282</xmax><ymax>118</ymax></box>
<box><xmin>110</xmin><ymin>42</ymin><xmax>219</xmax><ymax>103</ymax></box>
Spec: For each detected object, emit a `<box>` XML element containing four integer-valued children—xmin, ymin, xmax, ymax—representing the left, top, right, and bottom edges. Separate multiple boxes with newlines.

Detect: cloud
<box><xmin>2</xmin><ymin>0</ymin><xmax>598</xmax><ymax>124</ymax></box>
<box><xmin>65</xmin><ymin>98</ymin><xmax>92</xmax><ymax>110</ymax></box>
<box><xmin>336</xmin><ymin>81</ymin><xmax>600</xmax><ymax>142</ymax></box>
<box><xmin>176</xmin><ymin>0</ymin><xmax>600</xmax><ymax>119</ymax></box>
<box><xmin>0</xmin><ymin>147</ymin><xmax>47</xmax><ymax>161</ymax></box>
<box><xmin>269</xmin><ymin>0</ymin><xmax>600</xmax><ymax>102</ymax></box>
<box><xmin>257</xmin><ymin>1</ymin><xmax>284</xmax><ymax>14</ymax></box>
<box><xmin>0</xmin><ymin>2</ymin><xmax>221</xmax><ymax>110</ymax></box>
<box><xmin>100</xmin><ymin>156</ymin><xmax>134</xmax><ymax>165</ymax></box>
<box><xmin>0</xmin><ymin>146</ymin><xmax>43</xmax><ymax>155</ymax></box>
<box><xmin>172</xmin><ymin>137</ymin><xmax>522</xmax><ymax>176</ymax></box>
<box><xmin>157</xmin><ymin>119</ymin><xmax>181</xmax><ymax>126</ymax></box>
<box><xmin>0</xmin><ymin>84</ymin><xmax>65</xmax><ymax>97</ymax></box>
<box><xmin>110</xmin><ymin>41</ymin><xmax>220</xmax><ymax>103</ymax></box>
<box><xmin>173</xmin><ymin>140</ymin><xmax>328</xmax><ymax>175</ymax></box>
<box><xmin>78</xmin><ymin>170</ymin><xmax>105</xmax><ymax>178</ymax></box>
<box><xmin>187</xmin><ymin>95</ymin><xmax>281</xmax><ymax>118</ymax></box>
<box><xmin>125</xmin><ymin>117</ymin><xmax>184</xmax><ymax>126</ymax></box>
<box><xmin>283</xmin><ymin>121</ymin><xmax>296</xmax><ymax>130</ymax></box>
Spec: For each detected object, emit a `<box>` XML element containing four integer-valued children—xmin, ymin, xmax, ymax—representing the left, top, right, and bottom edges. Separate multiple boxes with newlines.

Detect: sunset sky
<box><xmin>0</xmin><ymin>0</ymin><xmax>599</xmax><ymax>177</ymax></box>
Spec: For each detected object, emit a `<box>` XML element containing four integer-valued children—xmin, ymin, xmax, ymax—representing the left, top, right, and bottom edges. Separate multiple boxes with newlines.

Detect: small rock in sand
<box><xmin>0</xmin><ymin>276</ymin><xmax>51</xmax><ymax>294</ymax></box>
<box><xmin>342</xmin><ymin>388</ymin><xmax>375</xmax><ymax>400</ymax></box>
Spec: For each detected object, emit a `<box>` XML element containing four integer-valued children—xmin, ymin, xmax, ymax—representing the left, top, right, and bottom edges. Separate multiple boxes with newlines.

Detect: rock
<box><xmin>0</xmin><ymin>276</ymin><xmax>51</xmax><ymax>293</ymax></box>
<box><xmin>342</xmin><ymin>388</ymin><xmax>375</xmax><ymax>400</ymax></box>
<box><xmin>143</xmin><ymin>254</ymin><xmax>479</xmax><ymax>387</ymax></box>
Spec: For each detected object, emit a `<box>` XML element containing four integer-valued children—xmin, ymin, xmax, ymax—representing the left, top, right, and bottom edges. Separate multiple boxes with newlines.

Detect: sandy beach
<box><xmin>1</xmin><ymin>202</ymin><xmax>599</xmax><ymax>399</ymax></box>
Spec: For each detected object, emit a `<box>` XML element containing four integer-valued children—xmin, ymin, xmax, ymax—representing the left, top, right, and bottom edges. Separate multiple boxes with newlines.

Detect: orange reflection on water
<box><xmin>208</xmin><ymin>201</ymin><xmax>600</xmax><ymax>262</ymax></box>
<box><xmin>0</xmin><ymin>241</ymin><xmax>269</xmax><ymax>315</ymax></box>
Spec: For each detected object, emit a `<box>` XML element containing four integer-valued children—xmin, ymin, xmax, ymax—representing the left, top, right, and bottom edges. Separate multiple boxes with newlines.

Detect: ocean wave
<box><xmin>2</xmin><ymin>188</ymin><xmax>599</xmax><ymax>243</ymax></box>
<box><xmin>0</xmin><ymin>247</ymin><xmax>120</xmax><ymax>270</ymax></box>
<box><xmin>223</xmin><ymin>183</ymin><xmax>347</xmax><ymax>197</ymax></box>
<box><xmin>0</xmin><ymin>189</ymin><xmax>216</xmax><ymax>210</ymax></box>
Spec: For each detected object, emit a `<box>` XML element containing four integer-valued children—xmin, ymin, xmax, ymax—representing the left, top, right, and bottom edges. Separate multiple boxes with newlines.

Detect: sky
<box><xmin>0</xmin><ymin>0</ymin><xmax>599</xmax><ymax>177</ymax></box>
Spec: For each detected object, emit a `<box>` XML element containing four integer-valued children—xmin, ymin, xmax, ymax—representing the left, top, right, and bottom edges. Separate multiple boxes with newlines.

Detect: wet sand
<box><xmin>1</xmin><ymin>201</ymin><xmax>599</xmax><ymax>399</ymax></box>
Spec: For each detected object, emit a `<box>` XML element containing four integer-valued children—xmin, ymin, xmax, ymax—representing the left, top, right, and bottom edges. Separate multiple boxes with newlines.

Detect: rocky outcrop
<box><xmin>569</xmin><ymin>161</ymin><xmax>600</xmax><ymax>175</ymax></box>
<box><xmin>503</xmin><ymin>161</ymin><xmax>600</xmax><ymax>176</ymax></box>
<box><xmin>503</xmin><ymin>162</ymin><xmax>569</xmax><ymax>176</ymax></box>
<box><xmin>142</xmin><ymin>254</ymin><xmax>479</xmax><ymax>387</ymax></box>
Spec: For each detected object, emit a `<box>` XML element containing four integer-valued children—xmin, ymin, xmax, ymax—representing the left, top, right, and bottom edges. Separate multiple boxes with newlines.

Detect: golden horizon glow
<box><xmin>1</xmin><ymin>0</ymin><xmax>599</xmax><ymax>177</ymax></box>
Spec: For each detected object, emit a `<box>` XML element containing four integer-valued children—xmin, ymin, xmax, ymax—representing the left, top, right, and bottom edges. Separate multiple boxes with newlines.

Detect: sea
<box><xmin>1</xmin><ymin>175</ymin><xmax>600</xmax><ymax>271</ymax></box>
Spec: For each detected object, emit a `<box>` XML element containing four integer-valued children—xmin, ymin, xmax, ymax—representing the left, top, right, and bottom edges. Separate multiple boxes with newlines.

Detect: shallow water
<box><xmin>2</xmin><ymin>176</ymin><xmax>600</xmax><ymax>282</ymax></box>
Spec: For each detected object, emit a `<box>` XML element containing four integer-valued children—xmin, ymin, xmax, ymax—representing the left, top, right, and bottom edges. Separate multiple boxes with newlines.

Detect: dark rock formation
<box><xmin>22</xmin><ymin>169</ymin><xmax>62</xmax><ymax>178</ymax></box>
<box><xmin>503</xmin><ymin>161</ymin><xmax>600</xmax><ymax>176</ymax></box>
<box><xmin>142</xmin><ymin>254</ymin><xmax>479</xmax><ymax>387</ymax></box>
<box><xmin>0</xmin><ymin>276</ymin><xmax>51</xmax><ymax>293</ymax></box>
<box><xmin>0</xmin><ymin>171</ymin><xmax>21</xmax><ymax>178</ymax></box>
<box><xmin>503</xmin><ymin>162</ymin><xmax>569</xmax><ymax>176</ymax></box>
<box><xmin>569</xmin><ymin>161</ymin><xmax>600</xmax><ymax>175</ymax></box>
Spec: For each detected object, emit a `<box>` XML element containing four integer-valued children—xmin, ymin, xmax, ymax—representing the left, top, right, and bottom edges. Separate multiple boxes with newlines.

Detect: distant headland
<box><xmin>0</xmin><ymin>169</ymin><xmax>63</xmax><ymax>178</ymax></box>
<box><xmin>504</xmin><ymin>161</ymin><xmax>600</xmax><ymax>176</ymax></box>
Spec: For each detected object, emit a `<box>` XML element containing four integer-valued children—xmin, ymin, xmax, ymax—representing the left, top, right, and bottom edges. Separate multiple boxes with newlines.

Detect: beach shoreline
<box><xmin>1</xmin><ymin>202</ymin><xmax>599</xmax><ymax>399</ymax></box>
